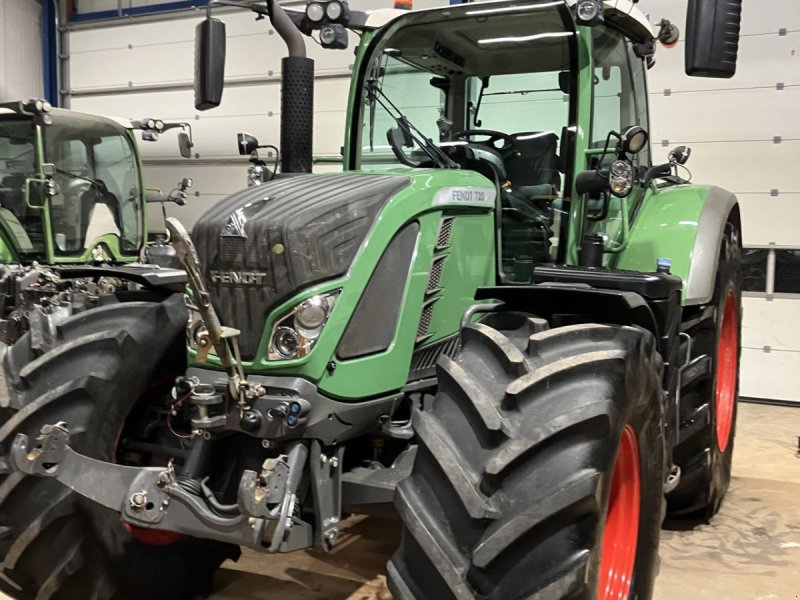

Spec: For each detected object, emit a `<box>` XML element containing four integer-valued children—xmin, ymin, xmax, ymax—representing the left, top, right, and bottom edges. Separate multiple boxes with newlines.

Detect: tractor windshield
<box><xmin>356</xmin><ymin>0</ymin><xmax>577</xmax><ymax>276</ymax></box>
<box><xmin>43</xmin><ymin>112</ymin><xmax>143</xmax><ymax>257</ymax></box>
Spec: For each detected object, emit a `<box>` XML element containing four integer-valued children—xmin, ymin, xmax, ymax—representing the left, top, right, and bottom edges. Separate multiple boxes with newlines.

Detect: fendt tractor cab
<box><xmin>0</xmin><ymin>100</ymin><xmax>193</xmax><ymax>343</ymax></box>
<box><xmin>4</xmin><ymin>1</ymin><xmax>743</xmax><ymax>599</ymax></box>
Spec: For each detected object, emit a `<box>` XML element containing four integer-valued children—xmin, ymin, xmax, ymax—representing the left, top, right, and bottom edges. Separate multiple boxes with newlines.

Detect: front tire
<box><xmin>0</xmin><ymin>294</ymin><xmax>239</xmax><ymax>600</ymax></box>
<box><xmin>389</xmin><ymin>320</ymin><xmax>666</xmax><ymax>599</ymax></box>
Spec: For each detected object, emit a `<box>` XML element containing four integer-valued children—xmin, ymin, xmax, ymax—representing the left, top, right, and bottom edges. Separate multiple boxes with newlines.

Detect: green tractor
<box><xmin>2</xmin><ymin>0</ymin><xmax>742</xmax><ymax>599</ymax></box>
<box><xmin>0</xmin><ymin>99</ymin><xmax>192</xmax><ymax>345</ymax></box>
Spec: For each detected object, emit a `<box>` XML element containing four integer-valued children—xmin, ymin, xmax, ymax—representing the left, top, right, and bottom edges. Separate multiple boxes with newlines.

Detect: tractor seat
<box><xmin>504</xmin><ymin>131</ymin><xmax>560</xmax><ymax>199</ymax></box>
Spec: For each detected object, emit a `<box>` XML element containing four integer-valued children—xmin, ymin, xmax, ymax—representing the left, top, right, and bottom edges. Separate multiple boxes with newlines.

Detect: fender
<box><xmin>615</xmin><ymin>184</ymin><xmax>739</xmax><ymax>306</ymax></box>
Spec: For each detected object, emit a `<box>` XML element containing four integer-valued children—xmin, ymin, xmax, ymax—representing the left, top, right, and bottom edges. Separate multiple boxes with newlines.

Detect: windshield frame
<box><xmin>347</xmin><ymin>0</ymin><xmax>579</xmax><ymax>175</ymax></box>
<box><xmin>42</xmin><ymin>111</ymin><xmax>145</xmax><ymax>260</ymax></box>
<box><xmin>0</xmin><ymin>115</ymin><xmax>47</xmax><ymax>259</ymax></box>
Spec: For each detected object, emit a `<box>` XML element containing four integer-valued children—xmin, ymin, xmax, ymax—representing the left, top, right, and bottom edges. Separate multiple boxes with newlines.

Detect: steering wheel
<box><xmin>451</xmin><ymin>129</ymin><xmax>516</xmax><ymax>157</ymax></box>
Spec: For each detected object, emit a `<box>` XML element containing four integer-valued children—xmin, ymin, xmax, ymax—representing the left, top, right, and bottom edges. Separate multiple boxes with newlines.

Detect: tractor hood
<box><xmin>192</xmin><ymin>173</ymin><xmax>411</xmax><ymax>359</ymax></box>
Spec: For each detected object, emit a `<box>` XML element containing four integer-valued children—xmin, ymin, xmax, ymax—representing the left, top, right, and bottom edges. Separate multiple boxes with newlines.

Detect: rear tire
<box><xmin>667</xmin><ymin>220</ymin><xmax>742</xmax><ymax>518</ymax></box>
<box><xmin>0</xmin><ymin>294</ymin><xmax>239</xmax><ymax>600</ymax></box>
<box><xmin>389</xmin><ymin>320</ymin><xmax>666</xmax><ymax>599</ymax></box>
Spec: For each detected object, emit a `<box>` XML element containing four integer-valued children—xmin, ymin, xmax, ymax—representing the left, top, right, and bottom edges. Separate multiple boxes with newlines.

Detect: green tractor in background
<box><xmin>0</xmin><ymin>99</ymin><xmax>192</xmax><ymax>345</ymax></box>
<box><xmin>1</xmin><ymin>1</ymin><xmax>743</xmax><ymax>599</ymax></box>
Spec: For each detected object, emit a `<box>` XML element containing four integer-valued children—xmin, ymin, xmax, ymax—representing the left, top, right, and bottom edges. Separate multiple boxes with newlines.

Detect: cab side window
<box><xmin>592</xmin><ymin>26</ymin><xmax>651</xmax><ymax>167</ymax></box>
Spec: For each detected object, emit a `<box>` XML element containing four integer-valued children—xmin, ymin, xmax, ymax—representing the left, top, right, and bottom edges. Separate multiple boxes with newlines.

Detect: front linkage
<box><xmin>11</xmin><ymin>422</ymin><xmax>323</xmax><ymax>552</ymax></box>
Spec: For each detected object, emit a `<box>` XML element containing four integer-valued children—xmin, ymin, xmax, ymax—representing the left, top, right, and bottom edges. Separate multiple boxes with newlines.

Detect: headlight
<box><xmin>306</xmin><ymin>1</ymin><xmax>325</xmax><ymax>22</ymax></box>
<box><xmin>610</xmin><ymin>160</ymin><xmax>632</xmax><ymax>178</ymax></box>
<box><xmin>296</xmin><ymin>296</ymin><xmax>327</xmax><ymax>331</ymax></box>
<box><xmin>609</xmin><ymin>159</ymin><xmax>634</xmax><ymax>197</ymax></box>
<box><xmin>273</xmin><ymin>327</ymin><xmax>301</xmax><ymax>358</ymax></box>
<box><xmin>576</xmin><ymin>0</ymin><xmax>603</xmax><ymax>24</ymax></box>
<box><xmin>325</xmin><ymin>0</ymin><xmax>343</xmax><ymax>21</ymax></box>
<box><xmin>268</xmin><ymin>291</ymin><xmax>340</xmax><ymax>360</ymax></box>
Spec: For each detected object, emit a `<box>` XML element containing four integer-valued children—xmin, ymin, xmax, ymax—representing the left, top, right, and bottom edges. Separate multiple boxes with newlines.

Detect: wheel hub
<box><xmin>598</xmin><ymin>424</ymin><xmax>641</xmax><ymax>600</ymax></box>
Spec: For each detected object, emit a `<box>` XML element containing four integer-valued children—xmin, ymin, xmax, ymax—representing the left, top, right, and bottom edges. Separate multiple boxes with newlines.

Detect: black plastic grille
<box><xmin>416</xmin><ymin>300</ymin><xmax>436</xmax><ymax>341</ymax></box>
<box><xmin>408</xmin><ymin>334</ymin><xmax>461</xmax><ymax>381</ymax></box>
<box><xmin>427</xmin><ymin>256</ymin><xmax>445</xmax><ymax>293</ymax></box>
<box><xmin>436</xmin><ymin>218</ymin><xmax>454</xmax><ymax>249</ymax></box>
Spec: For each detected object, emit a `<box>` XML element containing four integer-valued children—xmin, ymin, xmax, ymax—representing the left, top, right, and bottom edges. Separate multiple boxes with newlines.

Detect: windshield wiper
<box><xmin>365</xmin><ymin>80</ymin><xmax>458</xmax><ymax>169</ymax></box>
<box><xmin>472</xmin><ymin>76</ymin><xmax>489</xmax><ymax>127</ymax></box>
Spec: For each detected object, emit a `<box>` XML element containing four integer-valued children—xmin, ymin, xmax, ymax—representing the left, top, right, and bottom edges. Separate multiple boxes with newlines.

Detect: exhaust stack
<box><xmin>268</xmin><ymin>0</ymin><xmax>314</xmax><ymax>174</ymax></box>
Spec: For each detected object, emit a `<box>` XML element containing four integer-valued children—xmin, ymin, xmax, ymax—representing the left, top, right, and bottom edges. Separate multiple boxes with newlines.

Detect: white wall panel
<box><xmin>0</xmin><ymin>0</ymin><xmax>44</xmax><ymax>102</ymax></box>
<box><xmin>663</xmin><ymin>140</ymin><xmax>800</xmax><ymax>194</ymax></box>
<box><xmin>740</xmin><ymin>348</ymin><xmax>800</xmax><ymax>403</ymax></box>
<box><xmin>71</xmin><ymin>77</ymin><xmax>348</xmax><ymax>157</ymax></box>
<box><xmin>738</xmin><ymin>195</ymin><xmax>800</xmax><ymax>246</ymax></box>
<box><xmin>742</xmin><ymin>297</ymin><xmax>800</xmax><ymax>352</ymax></box>
<box><xmin>648</xmin><ymin>87</ymin><xmax>800</xmax><ymax>143</ymax></box>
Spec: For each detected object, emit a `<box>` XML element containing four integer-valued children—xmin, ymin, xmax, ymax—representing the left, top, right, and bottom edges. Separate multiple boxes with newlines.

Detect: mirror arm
<box><xmin>145</xmin><ymin>188</ymin><xmax>166</xmax><ymax>204</ymax></box>
<box><xmin>642</xmin><ymin>163</ymin><xmax>673</xmax><ymax>187</ymax></box>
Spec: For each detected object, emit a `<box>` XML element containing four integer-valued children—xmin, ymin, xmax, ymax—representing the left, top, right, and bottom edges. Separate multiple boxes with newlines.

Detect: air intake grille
<box><xmin>427</xmin><ymin>256</ymin><xmax>445</xmax><ymax>293</ymax></box>
<box><xmin>436</xmin><ymin>218</ymin><xmax>454</xmax><ymax>249</ymax></box>
<box><xmin>408</xmin><ymin>334</ymin><xmax>461</xmax><ymax>381</ymax></box>
<box><xmin>416</xmin><ymin>300</ymin><xmax>436</xmax><ymax>341</ymax></box>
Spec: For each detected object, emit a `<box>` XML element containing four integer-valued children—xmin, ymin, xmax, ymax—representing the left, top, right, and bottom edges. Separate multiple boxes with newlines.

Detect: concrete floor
<box><xmin>211</xmin><ymin>402</ymin><xmax>800</xmax><ymax>600</ymax></box>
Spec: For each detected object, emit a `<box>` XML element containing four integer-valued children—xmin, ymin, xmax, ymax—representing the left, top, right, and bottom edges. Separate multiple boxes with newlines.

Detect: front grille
<box><xmin>427</xmin><ymin>256</ymin><xmax>446</xmax><ymax>293</ymax></box>
<box><xmin>436</xmin><ymin>218</ymin><xmax>454</xmax><ymax>249</ymax></box>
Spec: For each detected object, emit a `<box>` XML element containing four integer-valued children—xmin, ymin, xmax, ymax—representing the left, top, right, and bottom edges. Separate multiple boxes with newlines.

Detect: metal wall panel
<box><xmin>0</xmin><ymin>0</ymin><xmax>44</xmax><ymax>101</ymax></box>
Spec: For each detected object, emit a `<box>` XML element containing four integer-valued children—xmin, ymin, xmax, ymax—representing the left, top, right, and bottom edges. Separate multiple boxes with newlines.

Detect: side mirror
<box><xmin>237</xmin><ymin>132</ymin><xmax>260</xmax><ymax>156</ymax></box>
<box><xmin>194</xmin><ymin>17</ymin><xmax>226</xmax><ymax>110</ymax></box>
<box><xmin>575</xmin><ymin>170</ymin><xmax>609</xmax><ymax>196</ymax></box>
<box><xmin>178</xmin><ymin>132</ymin><xmax>193</xmax><ymax>159</ymax></box>
<box><xmin>685</xmin><ymin>0</ymin><xmax>742</xmax><ymax>78</ymax></box>
<box><xmin>669</xmin><ymin>146</ymin><xmax>691</xmax><ymax>165</ymax></box>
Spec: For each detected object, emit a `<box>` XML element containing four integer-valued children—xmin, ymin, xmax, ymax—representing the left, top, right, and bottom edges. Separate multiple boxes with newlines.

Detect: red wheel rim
<box><xmin>715</xmin><ymin>289</ymin><xmax>738</xmax><ymax>453</ymax></box>
<box><xmin>598</xmin><ymin>425</ymin><xmax>641</xmax><ymax>600</ymax></box>
<box><xmin>124</xmin><ymin>523</ymin><xmax>183</xmax><ymax>546</ymax></box>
